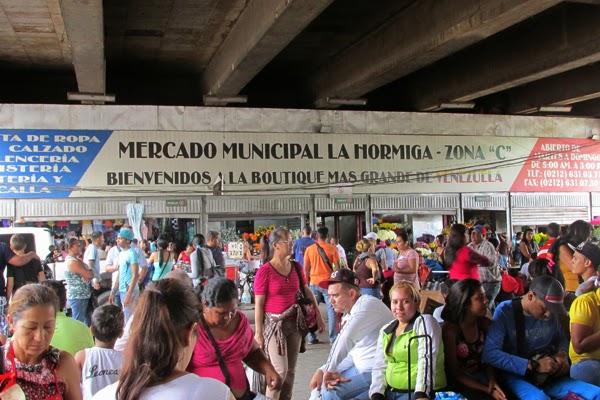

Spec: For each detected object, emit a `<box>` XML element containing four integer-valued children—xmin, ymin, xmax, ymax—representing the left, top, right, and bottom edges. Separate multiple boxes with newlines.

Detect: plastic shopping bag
<box><xmin>308</xmin><ymin>387</ymin><xmax>321</xmax><ymax>400</ymax></box>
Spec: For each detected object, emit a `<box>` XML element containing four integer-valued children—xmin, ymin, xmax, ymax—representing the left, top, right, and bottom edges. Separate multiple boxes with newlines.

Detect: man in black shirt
<box><xmin>7</xmin><ymin>234</ymin><xmax>46</xmax><ymax>303</ymax></box>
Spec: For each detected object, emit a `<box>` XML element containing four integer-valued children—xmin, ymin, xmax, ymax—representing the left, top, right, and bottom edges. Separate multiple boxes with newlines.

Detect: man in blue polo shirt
<box><xmin>109</xmin><ymin>229</ymin><xmax>139</xmax><ymax>323</ymax></box>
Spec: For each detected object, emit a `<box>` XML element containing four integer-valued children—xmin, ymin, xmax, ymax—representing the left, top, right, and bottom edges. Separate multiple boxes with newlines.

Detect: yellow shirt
<box><xmin>569</xmin><ymin>287</ymin><xmax>600</xmax><ymax>364</ymax></box>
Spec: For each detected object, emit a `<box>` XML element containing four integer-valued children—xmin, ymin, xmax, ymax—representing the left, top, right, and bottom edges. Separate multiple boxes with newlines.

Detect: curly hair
<box><xmin>201</xmin><ymin>277</ymin><xmax>239</xmax><ymax>308</ymax></box>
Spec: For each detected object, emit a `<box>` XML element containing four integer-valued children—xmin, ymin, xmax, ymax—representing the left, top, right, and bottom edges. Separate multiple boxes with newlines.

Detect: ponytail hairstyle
<box><xmin>260</xmin><ymin>233</ymin><xmax>273</xmax><ymax>264</ymax></box>
<box><xmin>117</xmin><ymin>279</ymin><xmax>200</xmax><ymax>400</ymax></box>
<box><xmin>444</xmin><ymin>224</ymin><xmax>467</xmax><ymax>269</ymax></box>
<box><xmin>156</xmin><ymin>236</ymin><xmax>169</xmax><ymax>266</ymax></box>
<box><xmin>528</xmin><ymin>258</ymin><xmax>566</xmax><ymax>289</ymax></box>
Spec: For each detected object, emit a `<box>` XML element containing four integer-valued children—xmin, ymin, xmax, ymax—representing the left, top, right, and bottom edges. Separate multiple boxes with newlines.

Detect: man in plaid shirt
<box><xmin>469</xmin><ymin>225</ymin><xmax>501</xmax><ymax>309</ymax></box>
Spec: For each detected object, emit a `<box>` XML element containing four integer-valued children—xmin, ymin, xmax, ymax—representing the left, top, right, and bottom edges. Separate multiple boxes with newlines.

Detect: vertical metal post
<box><xmin>200</xmin><ymin>196</ymin><xmax>208</xmax><ymax>236</ymax></box>
<box><xmin>310</xmin><ymin>195</ymin><xmax>317</xmax><ymax>230</ymax></box>
<box><xmin>507</xmin><ymin>193</ymin><xmax>513</xmax><ymax>240</ymax></box>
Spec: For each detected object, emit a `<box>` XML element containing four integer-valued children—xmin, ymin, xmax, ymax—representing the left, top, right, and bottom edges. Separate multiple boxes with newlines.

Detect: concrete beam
<box><xmin>59</xmin><ymin>0</ymin><xmax>105</xmax><ymax>97</ymax></box>
<box><xmin>508</xmin><ymin>64</ymin><xmax>600</xmax><ymax>114</ymax></box>
<box><xmin>572</xmin><ymin>98</ymin><xmax>600</xmax><ymax>117</ymax></box>
<box><xmin>201</xmin><ymin>0</ymin><xmax>334</xmax><ymax>97</ymax></box>
<box><xmin>567</xmin><ymin>0</ymin><xmax>600</xmax><ymax>4</ymax></box>
<box><xmin>414</xmin><ymin>5</ymin><xmax>600</xmax><ymax>111</ymax></box>
<box><xmin>309</xmin><ymin>0</ymin><xmax>560</xmax><ymax>108</ymax></box>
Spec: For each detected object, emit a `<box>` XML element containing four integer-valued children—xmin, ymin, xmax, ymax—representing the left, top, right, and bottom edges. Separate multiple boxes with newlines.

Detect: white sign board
<box><xmin>227</xmin><ymin>242</ymin><xmax>244</xmax><ymax>260</ymax></box>
<box><xmin>329</xmin><ymin>185</ymin><xmax>353</xmax><ymax>198</ymax></box>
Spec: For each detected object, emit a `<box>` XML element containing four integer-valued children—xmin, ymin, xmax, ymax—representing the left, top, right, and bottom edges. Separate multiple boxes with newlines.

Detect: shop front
<box><xmin>593</xmin><ymin>192</ymin><xmax>600</xmax><ymax>219</ymax></box>
<box><xmin>510</xmin><ymin>192</ymin><xmax>591</xmax><ymax>231</ymax></box>
<box><xmin>462</xmin><ymin>193</ymin><xmax>509</xmax><ymax>234</ymax></box>
<box><xmin>371</xmin><ymin>194</ymin><xmax>459</xmax><ymax>243</ymax></box>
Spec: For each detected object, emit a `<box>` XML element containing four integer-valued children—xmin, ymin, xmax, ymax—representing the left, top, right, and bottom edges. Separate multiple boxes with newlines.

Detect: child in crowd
<box><xmin>75</xmin><ymin>304</ymin><xmax>125</xmax><ymax>400</ymax></box>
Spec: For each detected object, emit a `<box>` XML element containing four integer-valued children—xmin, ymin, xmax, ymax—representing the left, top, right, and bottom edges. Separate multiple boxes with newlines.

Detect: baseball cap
<box><xmin>530</xmin><ymin>275</ymin><xmax>567</xmax><ymax>315</ymax></box>
<box><xmin>318</xmin><ymin>269</ymin><xmax>360</xmax><ymax>290</ymax></box>
<box><xmin>118</xmin><ymin>229</ymin><xmax>135</xmax><ymax>241</ymax></box>
<box><xmin>472</xmin><ymin>225</ymin><xmax>487</xmax><ymax>236</ymax></box>
<box><xmin>364</xmin><ymin>232</ymin><xmax>378</xmax><ymax>241</ymax></box>
<box><xmin>568</xmin><ymin>241</ymin><xmax>600</xmax><ymax>268</ymax></box>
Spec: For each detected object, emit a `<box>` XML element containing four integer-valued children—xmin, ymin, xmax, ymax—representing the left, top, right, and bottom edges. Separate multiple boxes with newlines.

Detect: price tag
<box><xmin>227</xmin><ymin>242</ymin><xmax>244</xmax><ymax>260</ymax></box>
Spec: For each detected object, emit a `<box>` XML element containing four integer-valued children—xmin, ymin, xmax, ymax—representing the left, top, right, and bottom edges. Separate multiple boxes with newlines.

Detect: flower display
<box><xmin>242</xmin><ymin>232</ymin><xmax>258</xmax><ymax>242</ymax></box>
<box><xmin>377</xmin><ymin>229</ymin><xmax>397</xmax><ymax>242</ymax></box>
<box><xmin>254</xmin><ymin>225</ymin><xmax>275</xmax><ymax>239</ymax></box>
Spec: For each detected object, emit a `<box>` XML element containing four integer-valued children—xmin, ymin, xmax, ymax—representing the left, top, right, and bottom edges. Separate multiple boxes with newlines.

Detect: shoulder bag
<box><xmin>199</xmin><ymin>315</ymin><xmax>267</xmax><ymax>400</ymax></box>
<box><xmin>293</xmin><ymin>261</ymin><xmax>318</xmax><ymax>333</ymax></box>
<box><xmin>315</xmin><ymin>243</ymin><xmax>336</xmax><ymax>271</ymax></box>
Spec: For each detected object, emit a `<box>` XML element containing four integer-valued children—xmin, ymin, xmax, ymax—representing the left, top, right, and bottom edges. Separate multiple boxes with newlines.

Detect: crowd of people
<box><xmin>0</xmin><ymin>218</ymin><xmax>599</xmax><ymax>399</ymax></box>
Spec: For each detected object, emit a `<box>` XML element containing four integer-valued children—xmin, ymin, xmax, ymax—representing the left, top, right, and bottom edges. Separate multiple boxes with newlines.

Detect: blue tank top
<box><xmin>152</xmin><ymin>252</ymin><xmax>174</xmax><ymax>281</ymax></box>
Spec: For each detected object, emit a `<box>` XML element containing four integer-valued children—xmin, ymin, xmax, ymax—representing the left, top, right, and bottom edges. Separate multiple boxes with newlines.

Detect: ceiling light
<box><xmin>438</xmin><ymin>102</ymin><xmax>476</xmax><ymax>110</ymax></box>
<box><xmin>538</xmin><ymin>106</ymin><xmax>572</xmax><ymax>113</ymax></box>
<box><xmin>326</xmin><ymin>97</ymin><xmax>367</xmax><ymax>106</ymax></box>
<box><xmin>203</xmin><ymin>95</ymin><xmax>248</xmax><ymax>106</ymax></box>
<box><xmin>67</xmin><ymin>92</ymin><xmax>115</xmax><ymax>102</ymax></box>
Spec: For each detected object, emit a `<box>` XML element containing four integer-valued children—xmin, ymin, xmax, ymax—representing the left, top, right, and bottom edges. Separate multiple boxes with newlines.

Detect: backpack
<box><xmin>141</xmin><ymin>261</ymin><xmax>154</xmax><ymax>286</ymax></box>
<box><xmin>356</xmin><ymin>254</ymin><xmax>384</xmax><ymax>283</ymax></box>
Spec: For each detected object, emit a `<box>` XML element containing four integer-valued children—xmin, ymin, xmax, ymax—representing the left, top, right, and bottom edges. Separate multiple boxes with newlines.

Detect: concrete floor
<box><xmin>240</xmin><ymin>302</ymin><xmax>331</xmax><ymax>399</ymax></box>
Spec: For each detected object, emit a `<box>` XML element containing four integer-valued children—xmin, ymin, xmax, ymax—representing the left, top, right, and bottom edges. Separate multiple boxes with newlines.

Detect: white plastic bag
<box><xmin>245</xmin><ymin>365</ymin><xmax>267</xmax><ymax>397</ymax></box>
<box><xmin>308</xmin><ymin>387</ymin><xmax>322</xmax><ymax>400</ymax></box>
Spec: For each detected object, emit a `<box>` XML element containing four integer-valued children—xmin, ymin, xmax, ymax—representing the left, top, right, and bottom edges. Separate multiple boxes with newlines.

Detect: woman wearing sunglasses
<box><xmin>1</xmin><ymin>283</ymin><xmax>82</xmax><ymax>399</ymax></box>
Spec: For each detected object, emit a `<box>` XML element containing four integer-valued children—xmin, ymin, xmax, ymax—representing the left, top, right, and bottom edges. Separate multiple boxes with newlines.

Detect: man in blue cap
<box><xmin>109</xmin><ymin>229</ymin><xmax>139</xmax><ymax>323</ymax></box>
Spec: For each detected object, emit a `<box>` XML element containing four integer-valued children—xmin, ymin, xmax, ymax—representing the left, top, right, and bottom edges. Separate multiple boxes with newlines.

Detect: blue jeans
<box><xmin>113</xmin><ymin>291</ymin><xmax>122</xmax><ymax>309</ymax></box>
<box><xmin>68</xmin><ymin>298</ymin><xmax>90</xmax><ymax>326</ymax></box>
<box><xmin>502</xmin><ymin>373</ymin><xmax>600</xmax><ymax>400</ymax></box>
<box><xmin>360</xmin><ymin>287</ymin><xmax>381</xmax><ymax>298</ymax></box>
<box><xmin>385</xmin><ymin>391</ymin><xmax>414</xmax><ymax>400</ymax></box>
<box><xmin>119</xmin><ymin>290</ymin><xmax>139</xmax><ymax>324</ymax></box>
<box><xmin>571</xmin><ymin>359</ymin><xmax>600</xmax><ymax>387</ymax></box>
<box><xmin>321</xmin><ymin>366</ymin><xmax>371</xmax><ymax>400</ymax></box>
<box><xmin>309</xmin><ymin>284</ymin><xmax>338</xmax><ymax>343</ymax></box>
<box><xmin>482</xmin><ymin>281</ymin><xmax>501</xmax><ymax>310</ymax></box>
<box><xmin>0</xmin><ymin>296</ymin><xmax>8</xmax><ymax>336</ymax></box>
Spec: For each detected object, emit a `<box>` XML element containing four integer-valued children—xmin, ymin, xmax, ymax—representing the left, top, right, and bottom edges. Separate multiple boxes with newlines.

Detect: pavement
<box><xmin>240</xmin><ymin>302</ymin><xmax>331</xmax><ymax>400</ymax></box>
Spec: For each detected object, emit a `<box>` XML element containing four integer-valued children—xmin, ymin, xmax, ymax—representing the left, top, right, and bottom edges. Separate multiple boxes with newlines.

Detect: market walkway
<box><xmin>240</xmin><ymin>302</ymin><xmax>330</xmax><ymax>399</ymax></box>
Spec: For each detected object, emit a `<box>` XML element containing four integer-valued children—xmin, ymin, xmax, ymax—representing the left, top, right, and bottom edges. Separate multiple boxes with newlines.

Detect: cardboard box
<box><xmin>420</xmin><ymin>290</ymin><xmax>444</xmax><ymax>315</ymax></box>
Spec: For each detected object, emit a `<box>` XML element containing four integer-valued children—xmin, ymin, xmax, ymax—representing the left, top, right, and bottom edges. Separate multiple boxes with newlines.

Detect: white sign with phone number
<box><xmin>227</xmin><ymin>242</ymin><xmax>244</xmax><ymax>260</ymax></box>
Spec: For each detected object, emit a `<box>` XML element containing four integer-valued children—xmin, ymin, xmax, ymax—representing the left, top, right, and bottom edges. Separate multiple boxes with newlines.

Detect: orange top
<box><xmin>304</xmin><ymin>241</ymin><xmax>340</xmax><ymax>284</ymax></box>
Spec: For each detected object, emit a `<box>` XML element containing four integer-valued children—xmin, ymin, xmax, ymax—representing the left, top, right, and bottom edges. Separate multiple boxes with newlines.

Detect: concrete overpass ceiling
<box><xmin>1</xmin><ymin>0</ymin><xmax>600</xmax><ymax>118</ymax></box>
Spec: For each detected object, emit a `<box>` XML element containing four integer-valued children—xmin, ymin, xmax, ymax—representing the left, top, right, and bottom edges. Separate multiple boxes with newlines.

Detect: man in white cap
<box><xmin>483</xmin><ymin>276</ymin><xmax>600</xmax><ymax>399</ymax></box>
<box><xmin>109</xmin><ymin>229</ymin><xmax>139</xmax><ymax>323</ymax></box>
